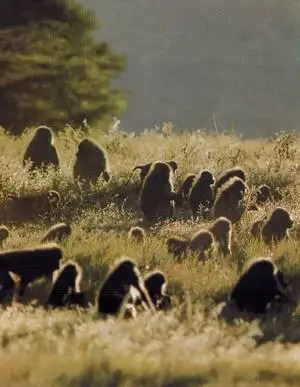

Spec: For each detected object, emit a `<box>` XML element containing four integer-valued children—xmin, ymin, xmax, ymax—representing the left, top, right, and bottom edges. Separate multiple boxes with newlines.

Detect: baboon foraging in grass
<box><xmin>261</xmin><ymin>207</ymin><xmax>293</xmax><ymax>245</ymax></box>
<box><xmin>0</xmin><ymin>225</ymin><xmax>9</xmax><ymax>248</ymax></box>
<box><xmin>166</xmin><ymin>236</ymin><xmax>189</xmax><ymax>260</ymax></box>
<box><xmin>175</xmin><ymin>174</ymin><xmax>196</xmax><ymax>207</ymax></box>
<box><xmin>23</xmin><ymin>126</ymin><xmax>60</xmax><ymax>172</ymax></box>
<box><xmin>0</xmin><ymin>244</ymin><xmax>62</xmax><ymax>297</ymax></box>
<box><xmin>189</xmin><ymin>229</ymin><xmax>215</xmax><ymax>261</ymax></box>
<box><xmin>139</xmin><ymin>161</ymin><xmax>179</xmax><ymax>223</ymax></box>
<box><xmin>214</xmin><ymin>167</ymin><xmax>246</xmax><ymax>199</ymax></box>
<box><xmin>128</xmin><ymin>226</ymin><xmax>145</xmax><ymax>244</ymax></box>
<box><xmin>254</xmin><ymin>184</ymin><xmax>272</xmax><ymax>205</ymax></box>
<box><xmin>213</xmin><ymin>177</ymin><xmax>248</xmax><ymax>223</ymax></box>
<box><xmin>97</xmin><ymin>257</ymin><xmax>155</xmax><ymax>317</ymax></box>
<box><xmin>209</xmin><ymin>217</ymin><xmax>232</xmax><ymax>256</ymax></box>
<box><xmin>144</xmin><ymin>270</ymin><xmax>172</xmax><ymax>311</ymax></box>
<box><xmin>47</xmin><ymin>261</ymin><xmax>87</xmax><ymax>308</ymax></box>
<box><xmin>230</xmin><ymin>258</ymin><xmax>293</xmax><ymax>314</ymax></box>
<box><xmin>189</xmin><ymin>170</ymin><xmax>215</xmax><ymax>218</ymax></box>
<box><xmin>4</xmin><ymin>190</ymin><xmax>61</xmax><ymax>222</ymax></box>
<box><xmin>41</xmin><ymin>223</ymin><xmax>72</xmax><ymax>243</ymax></box>
<box><xmin>73</xmin><ymin>138</ymin><xmax>110</xmax><ymax>186</ymax></box>
<box><xmin>133</xmin><ymin>160</ymin><xmax>178</xmax><ymax>183</ymax></box>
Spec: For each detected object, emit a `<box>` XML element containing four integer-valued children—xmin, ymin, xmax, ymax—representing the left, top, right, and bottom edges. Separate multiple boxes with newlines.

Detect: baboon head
<box><xmin>151</xmin><ymin>162</ymin><xmax>172</xmax><ymax>179</ymax></box>
<box><xmin>256</xmin><ymin>184</ymin><xmax>271</xmax><ymax>203</ymax></box>
<box><xmin>34</xmin><ymin>126</ymin><xmax>53</xmax><ymax>145</ymax></box>
<box><xmin>211</xmin><ymin>217</ymin><xmax>231</xmax><ymax>235</ymax></box>
<box><xmin>128</xmin><ymin>227</ymin><xmax>145</xmax><ymax>243</ymax></box>
<box><xmin>270</xmin><ymin>207</ymin><xmax>293</xmax><ymax>229</ymax></box>
<box><xmin>145</xmin><ymin>271</ymin><xmax>167</xmax><ymax>295</ymax></box>
<box><xmin>200</xmin><ymin>170</ymin><xmax>215</xmax><ymax>185</ymax></box>
<box><xmin>229</xmin><ymin>177</ymin><xmax>247</xmax><ymax>199</ymax></box>
<box><xmin>76</xmin><ymin>139</ymin><xmax>91</xmax><ymax>157</ymax></box>
<box><xmin>167</xmin><ymin>161</ymin><xmax>178</xmax><ymax>173</ymax></box>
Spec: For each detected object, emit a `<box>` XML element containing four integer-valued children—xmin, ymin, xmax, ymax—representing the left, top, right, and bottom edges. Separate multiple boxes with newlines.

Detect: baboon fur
<box><xmin>97</xmin><ymin>257</ymin><xmax>155</xmax><ymax>317</ymax></box>
<box><xmin>139</xmin><ymin>161</ymin><xmax>179</xmax><ymax>223</ymax></box>
<box><xmin>213</xmin><ymin>177</ymin><xmax>248</xmax><ymax>223</ymax></box>
<box><xmin>214</xmin><ymin>167</ymin><xmax>246</xmax><ymax>199</ymax></box>
<box><xmin>144</xmin><ymin>271</ymin><xmax>172</xmax><ymax>311</ymax></box>
<box><xmin>47</xmin><ymin>261</ymin><xmax>86</xmax><ymax>308</ymax></box>
<box><xmin>166</xmin><ymin>236</ymin><xmax>189</xmax><ymax>260</ymax></box>
<box><xmin>230</xmin><ymin>258</ymin><xmax>292</xmax><ymax>314</ymax></box>
<box><xmin>250</xmin><ymin>216</ymin><xmax>267</xmax><ymax>238</ymax></box>
<box><xmin>175</xmin><ymin>174</ymin><xmax>196</xmax><ymax>207</ymax></box>
<box><xmin>23</xmin><ymin>126</ymin><xmax>60</xmax><ymax>172</ymax></box>
<box><xmin>0</xmin><ymin>225</ymin><xmax>9</xmax><ymax>247</ymax></box>
<box><xmin>128</xmin><ymin>226</ymin><xmax>146</xmax><ymax>244</ymax></box>
<box><xmin>133</xmin><ymin>160</ymin><xmax>178</xmax><ymax>183</ymax></box>
<box><xmin>189</xmin><ymin>229</ymin><xmax>215</xmax><ymax>261</ymax></box>
<box><xmin>189</xmin><ymin>170</ymin><xmax>215</xmax><ymax>217</ymax></box>
<box><xmin>4</xmin><ymin>190</ymin><xmax>60</xmax><ymax>222</ymax></box>
<box><xmin>0</xmin><ymin>244</ymin><xmax>63</xmax><ymax>296</ymax></box>
<box><xmin>261</xmin><ymin>207</ymin><xmax>293</xmax><ymax>245</ymax></box>
<box><xmin>41</xmin><ymin>223</ymin><xmax>72</xmax><ymax>243</ymax></box>
<box><xmin>73</xmin><ymin>138</ymin><xmax>110</xmax><ymax>186</ymax></box>
<box><xmin>0</xmin><ymin>270</ymin><xmax>15</xmax><ymax>303</ymax></box>
<box><xmin>209</xmin><ymin>217</ymin><xmax>232</xmax><ymax>256</ymax></box>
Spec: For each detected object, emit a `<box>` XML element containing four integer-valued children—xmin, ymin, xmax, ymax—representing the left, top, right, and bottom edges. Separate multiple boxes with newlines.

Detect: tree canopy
<box><xmin>0</xmin><ymin>0</ymin><xmax>126</xmax><ymax>134</ymax></box>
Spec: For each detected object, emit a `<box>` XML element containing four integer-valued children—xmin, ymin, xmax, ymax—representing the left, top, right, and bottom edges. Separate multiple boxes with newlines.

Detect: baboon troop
<box><xmin>73</xmin><ymin>138</ymin><xmax>110</xmax><ymax>187</ymax></box>
<box><xmin>23</xmin><ymin>126</ymin><xmax>60</xmax><ymax>172</ymax></box>
<box><xmin>41</xmin><ymin>222</ymin><xmax>72</xmax><ymax>243</ymax></box>
<box><xmin>189</xmin><ymin>170</ymin><xmax>215</xmax><ymax>218</ymax></box>
<box><xmin>261</xmin><ymin>207</ymin><xmax>293</xmax><ymax>245</ymax></box>
<box><xmin>128</xmin><ymin>226</ymin><xmax>146</xmax><ymax>244</ymax></box>
<box><xmin>209</xmin><ymin>217</ymin><xmax>232</xmax><ymax>256</ymax></box>
<box><xmin>133</xmin><ymin>160</ymin><xmax>178</xmax><ymax>183</ymax></box>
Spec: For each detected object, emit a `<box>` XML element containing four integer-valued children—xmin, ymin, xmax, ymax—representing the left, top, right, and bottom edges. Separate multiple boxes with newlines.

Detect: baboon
<box><xmin>214</xmin><ymin>167</ymin><xmax>246</xmax><ymax>199</ymax></box>
<box><xmin>209</xmin><ymin>217</ymin><xmax>232</xmax><ymax>256</ymax></box>
<box><xmin>0</xmin><ymin>225</ymin><xmax>9</xmax><ymax>248</ymax></box>
<box><xmin>261</xmin><ymin>207</ymin><xmax>293</xmax><ymax>245</ymax></box>
<box><xmin>189</xmin><ymin>229</ymin><xmax>215</xmax><ymax>261</ymax></box>
<box><xmin>41</xmin><ymin>223</ymin><xmax>72</xmax><ymax>243</ymax></box>
<box><xmin>0</xmin><ymin>244</ymin><xmax>63</xmax><ymax>296</ymax></box>
<box><xmin>97</xmin><ymin>257</ymin><xmax>155</xmax><ymax>317</ymax></box>
<box><xmin>166</xmin><ymin>236</ymin><xmax>189</xmax><ymax>260</ymax></box>
<box><xmin>73</xmin><ymin>138</ymin><xmax>110</xmax><ymax>186</ymax></box>
<box><xmin>47</xmin><ymin>261</ymin><xmax>87</xmax><ymax>308</ymax></box>
<box><xmin>250</xmin><ymin>216</ymin><xmax>267</xmax><ymax>238</ymax></box>
<box><xmin>213</xmin><ymin>177</ymin><xmax>248</xmax><ymax>223</ymax></box>
<box><xmin>4</xmin><ymin>190</ymin><xmax>60</xmax><ymax>222</ymax></box>
<box><xmin>144</xmin><ymin>271</ymin><xmax>172</xmax><ymax>311</ymax></box>
<box><xmin>128</xmin><ymin>226</ymin><xmax>146</xmax><ymax>244</ymax></box>
<box><xmin>249</xmin><ymin>184</ymin><xmax>272</xmax><ymax>210</ymax></box>
<box><xmin>23</xmin><ymin>126</ymin><xmax>60</xmax><ymax>172</ymax></box>
<box><xmin>175</xmin><ymin>174</ymin><xmax>196</xmax><ymax>207</ymax></box>
<box><xmin>139</xmin><ymin>161</ymin><xmax>179</xmax><ymax>223</ymax></box>
<box><xmin>229</xmin><ymin>258</ymin><xmax>292</xmax><ymax>314</ymax></box>
<box><xmin>133</xmin><ymin>160</ymin><xmax>178</xmax><ymax>183</ymax></box>
<box><xmin>189</xmin><ymin>170</ymin><xmax>215</xmax><ymax>217</ymax></box>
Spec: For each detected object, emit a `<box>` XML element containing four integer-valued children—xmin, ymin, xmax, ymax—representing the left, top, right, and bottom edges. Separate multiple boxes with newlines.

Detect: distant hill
<box><xmin>80</xmin><ymin>0</ymin><xmax>300</xmax><ymax>136</ymax></box>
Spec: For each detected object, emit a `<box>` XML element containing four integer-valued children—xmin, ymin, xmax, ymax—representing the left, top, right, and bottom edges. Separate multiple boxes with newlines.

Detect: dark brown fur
<box><xmin>189</xmin><ymin>229</ymin><xmax>215</xmax><ymax>261</ymax></box>
<box><xmin>133</xmin><ymin>160</ymin><xmax>178</xmax><ymax>183</ymax></box>
<box><xmin>214</xmin><ymin>167</ymin><xmax>246</xmax><ymax>199</ymax></box>
<box><xmin>175</xmin><ymin>174</ymin><xmax>196</xmax><ymax>207</ymax></box>
<box><xmin>41</xmin><ymin>223</ymin><xmax>72</xmax><ymax>243</ymax></box>
<box><xmin>209</xmin><ymin>217</ymin><xmax>232</xmax><ymax>256</ymax></box>
<box><xmin>189</xmin><ymin>170</ymin><xmax>215</xmax><ymax>218</ymax></box>
<box><xmin>144</xmin><ymin>271</ymin><xmax>172</xmax><ymax>311</ymax></box>
<box><xmin>250</xmin><ymin>216</ymin><xmax>267</xmax><ymax>238</ymax></box>
<box><xmin>262</xmin><ymin>207</ymin><xmax>293</xmax><ymax>245</ymax></box>
<box><xmin>128</xmin><ymin>226</ymin><xmax>146</xmax><ymax>244</ymax></box>
<box><xmin>166</xmin><ymin>236</ymin><xmax>189</xmax><ymax>260</ymax></box>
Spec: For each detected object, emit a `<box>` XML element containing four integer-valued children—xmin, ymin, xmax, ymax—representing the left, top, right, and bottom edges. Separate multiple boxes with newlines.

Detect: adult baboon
<box><xmin>23</xmin><ymin>126</ymin><xmax>60</xmax><ymax>172</ymax></box>
<box><xmin>189</xmin><ymin>170</ymin><xmax>215</xmax><ymax>218</ymax></box>
<box><xmin>139</xmin><ymin>161</ymin><xmax>179</xmax><ymax>223</ymax></box>
<box><xmin>0</xmin><ymin>244</ymin><xmax>63</xmax><ymax>297</ymax></box>
<box><xmin>189</xmin><ymin>229</ymin><xmax>215</xmax><ymax>261</ymax></box>
<box><xmin>144</xmin><ymin>270</ymin><xmax>172</xmax><ymax>311</ymax></box>
<box><xmin>4</xmin><ymin>190</ymin><xmax>60</xmax><ymax>222</ymax></box>
<box><xmin>97</xmin><ymin>257</ymin><xmax>155</xmax><ymax>317</ymax></box>
<box><xmin>133</xmin><ymin>160</ymin><xmax>178</xmax><ymax>183</ymax></box>
<box><xmin>41</xmin><ymin>223</ymin><xmax>72</xmax><ymax>243</ymax></box>
<box><xmin>229</xmin><ymin>257</ymin><xmax>292</xmax><ymax>314</ymax></box>
<box><xmin>214</xmin><ymin>167</ymin><xmax>246</xmax><ymax>199</ymax></box>
<box><xmin>73</xmin><ymin>138</ymin><xmax>110</xmax><ymax>186</ymax></box>
<box><xmin>261</xmin><ymin>207</ymin><xmax>293</xmax><ymax>245</ymax></box>
<box><xmin>0</xmin><ymin>225</ymin><xmax>9</xmax><ymax>248</ymax></box>
<box><xmin>128</xmin><ymin>226</ymin><xmax>146</xmax><ymax>244</ymax></box>
<box><xmin>47</xmin><ymin>261</ymin><xmax>86</xmax><ymax>308</ymax></box>
<box><xmin>166</xmin><ymin>236</ymin><xmax>189</xmax><ymax>260</ymax></box>
<box><xmin>213</xmin><ymin>177</ymin><xmax>248</xmax><ymax>223</ymax></box>
<box><xmin>209</xmin><ymin>217</ymin><xmax>232</xmax><ymax>256</ymax></box>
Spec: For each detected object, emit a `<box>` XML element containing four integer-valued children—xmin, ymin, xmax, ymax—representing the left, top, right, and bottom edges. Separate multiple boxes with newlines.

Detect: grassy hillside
<box><xmin>1</xmin><ymin>125</ymin><xmax>300</xmax><ymax>386</ymax></box>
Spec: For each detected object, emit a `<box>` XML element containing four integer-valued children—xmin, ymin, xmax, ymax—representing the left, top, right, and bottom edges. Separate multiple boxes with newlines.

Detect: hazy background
<box><xmin>80</xmin><ymin>0</ymin><xmax>300</xmax><ymax>136</ymax></box>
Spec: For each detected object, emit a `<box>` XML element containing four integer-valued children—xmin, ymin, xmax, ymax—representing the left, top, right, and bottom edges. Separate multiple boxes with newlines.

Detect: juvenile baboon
<box><xmin>229</xmin><ymin>258</ymin><xmax>292</xmax><ymax>314</ymax></box>
<box><xmin>255</xmin><ymin>184</ymin><xmax>272</xmax><ymax>205</ymax></box>
<box><xmin>0</xmin><ymin>225</ymin><xmax>9</xmax><ymax>248</ymax></box>
<box><xmin>128</xmin><ymin>226</ymin><xmax>146</xmax><ymax>244</ymax></box>
<box><xmin>261</xmin><ymin>207</ymin><xmax>293</xmax><ymax>245</ymax></box>
<box><xmin>166</xmin><ymin>236</ymin><xmax>189</xmax><ymax>260</ymax></box>
<box><xmin>214</xmin><ymin>167</ymin><xmax>246</xmax><ymax>199</ymax></box>
<box><xmin>41</xmin><ymin>223</ymin><xmax>72</xmax><ymax>243</ymax></box>
<box><xmin>4</xmin><ymin>190</ymin><xmax>61</xmax><ymax>222</ymax></box>
<box><xmin>140</xmin><ymin>161</ymin><xmax>179</xmax><ymax>223</ymax></box>
<box><xmin>175</xmin><ymin>174</ymin><xmax>196</xmax><ymax>207</ymax></box>
<box><xmin>73</xmin><ymin>138</ymin><xmax>110</xmax><ymax>186</ymax></box>
<box><xmin>189</xmin><ymin>170</ymin><xmax>215</xmax><ymax>217</ymax></box>
<box><xmin>47</xmin><ymin>261</ymin><xmax>86</xmax><ymax>308</ymax></box>
<box><xmin>133</xmin><ymin>160</ymin><xmax>178</xmax><ymax>183</ymax></box>
<box><xmin>213</xmin><ymin>177</ymin><xmax>248</xmax><ymax>223</ymax></box>
<box><xmin>209</xmin><ymin>217</ymin><xmax>232</xmax><ymax>256</ymax></box>
<box><xmin>23</xmin><ymin>126</ymin><xmax>60</xmax><ymax>172</ymax></box>
<box><xmin>0</xmin><ymin>244</ymin><xmax>63</xmax><ymax>296</ymax></box>
<box><xmin>97</xmin><ymin>257</ymin><xmax>155</xmax><ymax>317</ymax></box>
<box><xmin>189</xmin><ymin>229</ymin><xmax>215</xmax><ymax>261</ymax></box>
<box><xmin>144</xmin><ymin>271</ymin><xmax>172</xmax><ymax>311</ymax></box>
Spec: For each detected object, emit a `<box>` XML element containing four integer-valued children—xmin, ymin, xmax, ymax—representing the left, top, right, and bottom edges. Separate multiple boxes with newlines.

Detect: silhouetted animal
<box><xmin>166</xmin><ymin>236</ymin><xmax>189</xmax><ymax>260</ymax></box>
<box><xmin>97</xmin><ymin>258</ymin><xmax>155</xmax><ymax>317</ymax></box>
<box><xmin>175</xmin><ymin>174</ymin><xmax>196</xmax><ymax>207</ymax></box>
<box><xmin>0</xmin><ymin>225</ymin><xmax>9</xmax><ymax>248</ymax></box>
<box><xmin>23</xmin><ymin>126</ymin><xmax>60</xmax><ymax>172</ymax></box>
<box><xmin>189</xmin><ymin>229</ymin><xmax>215</xmax><ymax>261</ymax></box>
<box><xmin>73</xmin><ymin>138</ymin><xmax>110</xmax><ymax>187</ymax></box>
<box><xmin>189</xmin><ymin>170</ymin><xmax>215</xmax><ymax>218</ymax></box>
<box><xmin>133</xmin><ymin>160</ymin><xmax>178</xmax><ymax>183</ymax></box>
<box><xmin>0</xmin><ymin>270</ymin><xmax>15</xmax><ymax>303</ymax></box>
<box><xmin>262</xmin><ymin>207</ymin><xmax>293</xmax><ymax>245</ymax></box>
<box><xmin>214</xmin><ymin>167</ymin><xmax>246</xmax><ymax>199</ymax></box>
<box><xmin>144</xmin><ymin>271</ymin><xmax>172</xmax><ymax>311</ymax></box>
<box><xmin>209</xmin><ymin>217</ymin><xmax>232</xmax><ymax>256</ymax></box>
<box><xmin>41</xmin><ymin>223</ymin><xmax>72</xmax><ymax>243</ymax></box>
<box><xmin>250</xmin><ymin>216</ymin><xmax>267</xmax><ymax>238</ymax></box>
<box><xmin>128</xmin><ymin>226</ymin><xmax>145</xmax><ymax>244</ymax></box>
<box><xmin>230</xmin><ymin>258</ymin><xmax>292</xmax><ymax>314</ymax></box>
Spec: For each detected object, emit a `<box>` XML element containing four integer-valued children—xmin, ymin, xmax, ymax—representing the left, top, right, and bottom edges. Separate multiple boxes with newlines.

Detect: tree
<box><xmin>0</xmin><ymin>0</ymin><xmax>126</xmax><ymax>134</ymax></box>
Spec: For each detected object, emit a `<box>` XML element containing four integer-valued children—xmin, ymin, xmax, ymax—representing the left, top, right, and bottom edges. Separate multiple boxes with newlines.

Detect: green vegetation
<box><xmin>0</xmin><ymin>0</ymin><xmax>126</xmax><ymax>134</ymax></box>
<box><xmin>0</xmin><ymin>126</ymin><xmax>299</xmax><ymax>385</ymax></box>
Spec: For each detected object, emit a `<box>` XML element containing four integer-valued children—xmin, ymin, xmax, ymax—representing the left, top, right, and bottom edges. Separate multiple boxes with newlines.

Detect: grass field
<box><xmin>1</xmin><ymin>124</ymin><xmax>300</xmax><ymax>386</ymax></box>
